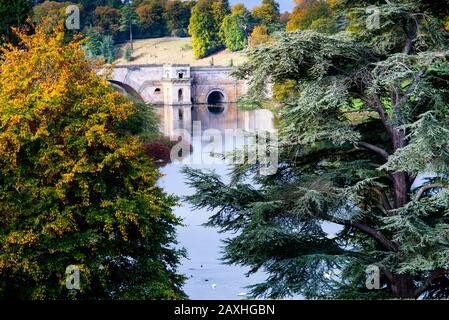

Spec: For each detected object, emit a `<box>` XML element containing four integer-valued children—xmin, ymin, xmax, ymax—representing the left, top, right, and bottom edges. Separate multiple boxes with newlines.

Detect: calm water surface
<box><xmin>156</xmin><ymin>104</ymin><xmax>436</xmax><ymax>300</ymax></box>
<box><xmin>156</xmin><ymin>104</ymin><xmax>275</xmax><ymax>300</ymax></box>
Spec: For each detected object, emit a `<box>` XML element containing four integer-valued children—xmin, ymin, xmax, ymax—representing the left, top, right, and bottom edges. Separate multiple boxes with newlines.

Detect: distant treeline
<box><xmin>0</xmin><ymin>0</ymin><xmax>339</xmax><ymax>61</ymax></box>
<box><xmin>30</xmin><ymin>0</ymin><xmax>194</xmax><ymax>39</ymax></box>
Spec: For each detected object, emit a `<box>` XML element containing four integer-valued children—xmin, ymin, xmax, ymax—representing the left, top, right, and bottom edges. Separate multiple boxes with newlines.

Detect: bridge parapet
<box><xmin>109</xmin><ymin>64</ymin><xmax>245</xmax><ymax>105</ymax></box>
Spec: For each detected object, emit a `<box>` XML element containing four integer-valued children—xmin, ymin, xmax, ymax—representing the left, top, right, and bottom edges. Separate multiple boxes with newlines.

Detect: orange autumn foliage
<box><xmin>0</xmin><ymin>25</ymin><xmax>185</xmax><ymax>299</ymax></box>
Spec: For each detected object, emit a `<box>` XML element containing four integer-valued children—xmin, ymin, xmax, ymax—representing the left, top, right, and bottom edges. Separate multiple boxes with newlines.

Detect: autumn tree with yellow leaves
<box><xmin>287</xmin><ymin>0</ymin><xmax>337</xmax><ymax>33</ymax></box>
<box><xmin>249</xmin><ymin>24</ymin><xmax>272</xmax><ymax>47</ymax></box>
<box><xmin>0</xmin><ymin>25</ymin><xmax>185</xmax><ymax>300</ymax></box>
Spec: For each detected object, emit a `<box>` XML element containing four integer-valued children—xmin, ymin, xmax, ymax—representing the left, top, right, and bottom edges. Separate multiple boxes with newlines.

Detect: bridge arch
<box><xmin>109</xmin><ymin>80</ymin><xmax>145</xmax><ymax>103</ymax></box>
<box><xmin>206</xmin><ymin>89</ymin><xmax>227</xmax><ymax>105</ymax></box>
<box><xmin>108</xmin><ymin>65</ymin><xmax>245</xmax><ymax>105</ymax></box>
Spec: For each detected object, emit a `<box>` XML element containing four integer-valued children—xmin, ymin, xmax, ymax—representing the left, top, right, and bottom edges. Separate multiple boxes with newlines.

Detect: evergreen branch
<box><xmin>371</xmin><ymin>94</ymin><xmax>394</xmax><ymax>139</ymax></box>
<box><xmin>414</xmin><ymin>269</ymin><xmax>449</xmax><ymax>297</ymax></box>
<box><xmin>291</xmin><ymin>148</ymin><xmax>361</xmax><ymax>167</ymax></box>
<box><xmin>373</xmin><ymin>187</ymin><xmax>393</xmax><ymax>212</ymax></box>
<box><xmin>357</xmin><ymin>142</ymin><xmax>390</xmax><ymax>161</ymax></box>
<box><xmin>403</xmin><ymin>15</ymin><xmax>419</xmax><ymax>55</ymax></box>
<box><xmin>381</xmin><ymin>267</ymin><xmax>394</xmax><ymax>283</ymax></box>
<box><xmin>348</xmin><ymin>221</ymin><xmax>399</xmax><ymax>252</ymax></box>
<box><xmin>368</xmin><ymin>162</ymin><xmax>381</xmax><ymax>169</ymax></box>
<box><xmin>397</xmin><ymin>68</ymin><xmax>427</xmax><ymax>108</ymax></box>
<box><xmin>333</xmin><ymin>218</ymin><xmax>399</xmax><ymax>252</ymax></box>
<box><xmin>415</xmin><ymin>184</ymin><xmax>448</xmax><ymax>201</ymax></box>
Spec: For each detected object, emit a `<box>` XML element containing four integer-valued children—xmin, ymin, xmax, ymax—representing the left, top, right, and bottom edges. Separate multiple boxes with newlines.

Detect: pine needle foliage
<box><xmin>184</xmin><ymin>0</ymin><xmax>449</xmax><ymax>299</ymax></box>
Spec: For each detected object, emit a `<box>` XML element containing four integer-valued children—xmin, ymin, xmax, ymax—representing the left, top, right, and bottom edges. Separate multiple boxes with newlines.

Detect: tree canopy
<box><xmin>287</xmin><ymin>0</ymin><xmax>336</xmax><ymax>33</ymax></box>
<box><xmin>14</xmin><ymin>0</ymin><xmax>285</xmax><ymax>61</ymax></box>
<box><xmin>249</xmin><ymin>24</ymin><xmax>271</xmax><ymax>47</ymax></box>
<box><xmin>93</xmin><ymin>6</ymin><xmax>121</xmax><ymax>36</ymax></box>
<box><xmin>135</xmin><ymin>0</ymin><xmax>167</xmax><ymax>38</ymax></box>
<box><xmin>184</xmin><ymin>0</ymin><xmax>449</xmax><ymax>299</ymax></box>
<box><xmin>221</xmin><ymin>12</ymin><xmax>247</xmax><ymax>52</ymax></box>
<box><xmin>252</xmin><ymin>0</ymin><xmax>280</xmax><ymax>27</ymax></box>
<box><xmin>189</xmin><ymin>0</ymin><xmax>228</xmax><ymax>58</ymax></box>
<box><xmin>0</xmin><ymin>0</ymin><xmax>31</xmax><ymax>42</ymax></box>
<box><xmin>0</xmin><ymin>25</ymin><xmax>185</xmax><ymax>299</ymax></box>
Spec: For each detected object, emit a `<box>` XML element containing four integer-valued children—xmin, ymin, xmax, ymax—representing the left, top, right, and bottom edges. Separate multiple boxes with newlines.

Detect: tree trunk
<box><xmin>392</xmin><ymin>172</ymin><xmax>409</xmax><ymax>208</ymax></box>
<box><xmin>403</xmin><ymin>17</ymin><xmax>418</xmax><ymax>55</ymax></box>
<box><xmin>391</xmin><ymin>274</ymin><xmax>416</xmax><ymax>299</ymax></box>
<box><xmin>391</xmin><ymin>129</ymin><xmax>410</xmax><ymax>208</ymax></box>
<box><xmin>129</xmin><ymin>20</ymin><xmax>133</xmax><ymax>51</ymax></box>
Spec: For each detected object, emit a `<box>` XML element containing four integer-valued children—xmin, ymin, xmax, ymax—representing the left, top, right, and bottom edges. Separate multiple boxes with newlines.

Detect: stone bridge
<box><xmin>109</xmin><ymin>64</ymin><xmax>246</xmax><ymax>105</ymax></box>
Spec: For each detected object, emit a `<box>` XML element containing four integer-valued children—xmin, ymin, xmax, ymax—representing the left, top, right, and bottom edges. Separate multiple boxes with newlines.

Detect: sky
<box><xmin>229</xmin><ymin>0</ymin><xmax>296</xmax><ymax>12</ymax></box>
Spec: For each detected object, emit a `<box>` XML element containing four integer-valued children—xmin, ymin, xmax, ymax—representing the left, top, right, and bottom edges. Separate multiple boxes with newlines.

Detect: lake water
<box><xmin>155</xmin><ymin>104</ymin><xmax>436</xmax><ymax>300</ymax></box>
<box><xmin>156</xmin><ymin>104</ymin><xmax>275</xmax><ymax>300</ymax></box>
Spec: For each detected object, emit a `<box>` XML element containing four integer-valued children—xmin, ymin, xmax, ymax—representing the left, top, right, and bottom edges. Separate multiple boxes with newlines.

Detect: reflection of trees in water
<box><xmin>150</xmin><ymin>102</ymin><xmax>274</xmax><ymax>165</ymax></box>
<box><xmin>143</xmin><ymin>136</ymin><xmax>193</xmax><ymax>168</ymax></box>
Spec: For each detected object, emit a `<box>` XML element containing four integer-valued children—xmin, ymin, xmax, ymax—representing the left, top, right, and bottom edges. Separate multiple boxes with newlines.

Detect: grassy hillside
<box><xmin>115</xmin><ymin>37</ymin><xmax>247</xmax><ymax>67</ymax></box>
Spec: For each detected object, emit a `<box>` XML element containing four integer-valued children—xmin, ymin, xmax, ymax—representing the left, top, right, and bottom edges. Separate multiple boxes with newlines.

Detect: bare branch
<box><xmin>373</xmin><ymin>187</ymin><xmax>393</xmax><ymax>211</ymax></box>
<box><xmin>371</xmin><ymin>94</ymin><xmax>395</xmax><ymax>139</ymax></box>
<box><xmin>357</xmin><ymin>142</ymin><xmax>390</xmax><ymax>161</ymax></box>
<box><xmin>397</xmin><ymin>69</ymin><xmax>427</xmax><ymax>108</ymax></box>
<box><xmin>382</xmin><ymin>267</ymin><xmax>394</xmax><ymax>283</ymax></box>
<box><xmin>415</xmin><ymin>184</ymin><xmax>448</xmax><ymax>201</ymax></box>
<box><xmin>414</xmin><ymin>269</ymin><xmax>449</xmax><ymax>297</ymax></box>
<box><xmin>334</xmin><ymin>218</ymin><xmax>399</xmax><ymax>252</ymax></box>
<box><xmin>349</xmin><ymin>221</ymin><xmax>399</xmax><ymax>252</ymax></box>
<box><xmin>403</xmin><ymin>16</ymin><xmax>419</xmax><ymax>55</ymax></box>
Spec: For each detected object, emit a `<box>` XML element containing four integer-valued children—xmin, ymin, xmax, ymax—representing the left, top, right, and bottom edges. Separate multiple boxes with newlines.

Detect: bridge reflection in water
<box><xmin>156</xmin><ymin>103</ymin><xmax>275</xmax><ymax>143</ymax></box>
<box><xmin>157</xmin><ymin>103</ymin><xmax>275</xmax><ymax>300</ymax></box>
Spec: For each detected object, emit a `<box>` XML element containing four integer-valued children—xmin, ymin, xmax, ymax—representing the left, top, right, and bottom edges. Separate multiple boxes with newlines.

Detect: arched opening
<box><xmin>207</xmin><ymin>90</ymin><xmax>226</xmax><ymax>114</ymax></box>
<box><xmin>178</xmin><ymin>89</ymin><xmax>184</xmax><ymax>103</ymax></box>
<box><xmin>154</xmin><ymin>88</ymin><xmax>161</xmax><ymax>94</ymax></box>
<box><xmin>207</xmin><ymin>90</ymin><xmax>226</xmax><ymax>105</ymax></box>
<box><xmin>109</xmin><ymin>80</ymin><xmax>145</xmax><ymax>103</ymax></box>
<box><xmin>178</xmin><ymin>73</ymin><xmax>184</xmax><ymax>79</ymax></box>
<box><xmin>208</xmin><ymin>105</ymin><xmax>225</xmax><ymax>114</ymax></box>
